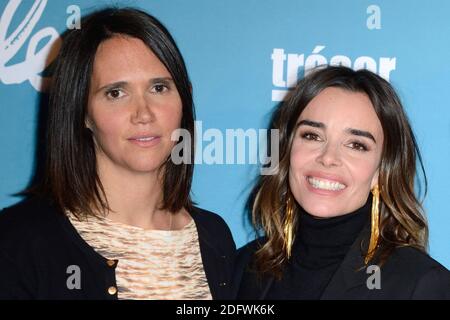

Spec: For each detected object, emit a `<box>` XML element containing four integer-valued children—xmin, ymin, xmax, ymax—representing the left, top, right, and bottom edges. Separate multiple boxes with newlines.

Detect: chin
<box><xmin>128</xmin><ymin>159</ymin><xmax>167</xmax><ymax>173</ymax></box>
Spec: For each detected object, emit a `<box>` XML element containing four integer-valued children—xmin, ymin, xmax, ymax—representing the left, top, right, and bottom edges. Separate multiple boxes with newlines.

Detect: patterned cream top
<box><xmin>67</xmin><ymin>213</ymin><xmax>212</xmax><ymax>300</ymax></box>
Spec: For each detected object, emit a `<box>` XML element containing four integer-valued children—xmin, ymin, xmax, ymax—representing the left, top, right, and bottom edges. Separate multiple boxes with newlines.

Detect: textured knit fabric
<box><xmin>68</xmin><ymin>213</ymin><xmax>212</xmax><ymax>300</ymax></box>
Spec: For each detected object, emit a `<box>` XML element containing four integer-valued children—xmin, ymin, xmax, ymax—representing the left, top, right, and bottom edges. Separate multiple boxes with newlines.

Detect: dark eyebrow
<box><xmin>297</xmin><ymin>120</ymin><xmax>325</xmax><ymax>129</ymax></box>
<box><xmin>297</xmin><ymin>119</ymin><xmax>377</xmax><ymax>143</ymax></box>
<box><xmin>150</xmin><ymin>77</ymin><xmax>174</xmax><ymax>85</ymax></box>
<box><xmin>346</xmin><ymin>128</ymin><xmax>376</xmax><ymax>143</ymax></box>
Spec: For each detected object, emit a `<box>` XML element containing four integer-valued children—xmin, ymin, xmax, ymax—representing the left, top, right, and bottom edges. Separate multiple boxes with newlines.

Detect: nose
<box><xmin>131</xmin><ymin>95</ymin><xmax>155</xmax><ymax>125</ymax></box>
<box><xmin>316</xmin><ymin>142</ymin><xmax>342</xmax><ymax>167</ymax></box>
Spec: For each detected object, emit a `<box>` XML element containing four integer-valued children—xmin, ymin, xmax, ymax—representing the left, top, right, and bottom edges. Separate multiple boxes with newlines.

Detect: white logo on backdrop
<box><xmin>271</xmin><ymin>46</ymin><xmax>397</xmax><ymax>101</ymax></box>
<box><xmin>0</xmin><ymin>0</ymin><xmax>61</xmax><ymax>92</ymax></box>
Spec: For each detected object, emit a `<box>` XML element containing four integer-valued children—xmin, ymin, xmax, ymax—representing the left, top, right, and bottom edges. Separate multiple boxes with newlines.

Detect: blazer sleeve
<box><xmin>0</xmin><ymin>249</ymin><xmax>35</xmax><ymax>299</ymax></box>
<box><xmin>411</xmin><ymin>266</ymin><xmax>450</xmax><ymax>299</ymax></box>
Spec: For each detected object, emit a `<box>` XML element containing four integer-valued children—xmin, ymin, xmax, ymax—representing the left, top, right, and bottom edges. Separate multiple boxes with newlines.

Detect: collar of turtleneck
<box><xmin>292</xmin><ymin>195</ymin><xmax>372</xmax><ymax>269</ymax></box>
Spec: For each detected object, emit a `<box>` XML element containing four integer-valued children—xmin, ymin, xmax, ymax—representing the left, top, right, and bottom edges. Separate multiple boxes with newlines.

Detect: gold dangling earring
<box><xmin>283</xmin><ymin>195</ymin><xmax>294</xmax><ymax>259</ymax></box>
<box><xmin>365</xmin><ymin>185</ymin><xmax>380</xmax><ymax>265</ymax></box>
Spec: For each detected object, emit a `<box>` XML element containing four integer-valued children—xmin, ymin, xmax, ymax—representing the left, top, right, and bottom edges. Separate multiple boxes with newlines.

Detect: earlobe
<box><xmin>85</xmin><ymin>118</ymin><xmax>93</xmax><ymax>131</ymax></box>
<box><xmin>370</xmin><ymin>169</ymin><xmax>379</xmax><ymax>189</ymax></box>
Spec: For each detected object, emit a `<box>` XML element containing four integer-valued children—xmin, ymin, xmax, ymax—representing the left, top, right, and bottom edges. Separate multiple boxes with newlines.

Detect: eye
<box><xmin>348</xmin><ymin>141</ymin><xmax>369</xmax><ymax>152</ymax></box>
<box><xmin>151</xmin><ymin>83</ymin><xmax>169</xmax><ymax>94</ymax></box>
<box><xmin>105</xmin><ymin>88</ymin><xmax>126</xmax><ymax>100</ymax></box>
<box><xmin>300</xmin><ymin>131</ymin><xmax>321</xmax><ymax>141</ymax></box>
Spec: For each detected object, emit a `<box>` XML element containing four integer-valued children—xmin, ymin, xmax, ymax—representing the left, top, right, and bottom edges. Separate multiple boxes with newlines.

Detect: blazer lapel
<box><xmin>190</xmin><ymin>211</ymin><xmax>223</xmax><ymax>300</ymax></box>
<box><xmin>321</xmin><ymin>224</ymin><xmax>371</xmax><ymax>299</ymax></box>
<box><xmin>234</xmin><ymin>236</ymin><xmax>275</xmax><ymax>300</ymax></box>
<box><xmin>259</xmin><ymin>276</ymin><xmax>275</xmax><ymax>300</ymax></box>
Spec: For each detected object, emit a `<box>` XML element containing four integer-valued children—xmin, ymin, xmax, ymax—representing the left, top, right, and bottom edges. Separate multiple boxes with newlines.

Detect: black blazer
<box><xmin>234</xmin><ymin>225</ymin><xmax>450</xmax><ymax>300</ymax></box>
<box><xmin>0</xmin><ymin>197</ymin><xmax>236</xmax><ymax>300</ymax></box>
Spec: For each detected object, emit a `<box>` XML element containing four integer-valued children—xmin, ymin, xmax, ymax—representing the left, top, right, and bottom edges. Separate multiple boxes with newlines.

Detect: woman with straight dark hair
<box><xmin>235</xmin><ymin>66</ymin><xmax>450</xmax><ymax>299</ymax></box>
<box><xmin>0</xmin><ymin>8</ymin><xmax>235</xmax><ymax>300</ymax></box>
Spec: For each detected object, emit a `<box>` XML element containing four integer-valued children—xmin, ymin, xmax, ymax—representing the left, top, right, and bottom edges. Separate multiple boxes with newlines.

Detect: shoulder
<box><xmin>190</xmin><ymin>206</ymin><xmax>236</xmax><ymax>252</ymax></box>
<box><xmin>0</xmin><ymin>196</ymin><xmax>58</xmax><ymax>228</ymax></box>
<box><xmin>0</xmin><ymin>197</ymin><xmax>61</xmax><ymax>250</ymax></box>
<box><xmin>190</xmin><ymin>207</ymin><xmax>231</xmax><ymax>233</ymax></box>
<box><xmin>237</xmin><ymin>237</ymin><xmax>266</xmax><ymax>261</ymax></box>
<box><xmin>384</xmin><ymin>246</ymin><xmax>450</xmax><ymax>299</ymax></box>
<box><xmin>0</xmin><ymin>197</ymin><xmax>66</xmax><ymax>298</ymax></box>
<box><xmin>190</xmin><ymin>206</ymin><xmax>230</xmax><ymax>230</ymax></box>
<box><xmin>235</xmin><ymin>237</ymin><xmax>266</xmax><ymax>278</ymax></box>
<box><xmin>388</xmin><ymin>246</ymin><xmax>448</xmax><ymax>273</ymax></box>
<box><xmin>234</xmin><ymin>237</ymin><xmax>270</xmax><ymax>299</ymax></box>
<box><xmin>235</xmin><ymin>237</ymin><xmax>266</xmax><ymax>277</ymax></box>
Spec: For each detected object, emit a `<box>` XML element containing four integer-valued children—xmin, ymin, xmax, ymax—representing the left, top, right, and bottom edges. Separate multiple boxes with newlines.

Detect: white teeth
<box><xmin>136</xmin><ymin>137</ymin><xmax>155</xmax><ymax>142</ymax></box>
<box><xmin>307</xmin><ymin>177</ymin><xmax>346</xmax><ymax>191</ymax></box>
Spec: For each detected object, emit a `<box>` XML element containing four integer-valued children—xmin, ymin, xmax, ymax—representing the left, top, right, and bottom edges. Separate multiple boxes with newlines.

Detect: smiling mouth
<box><xmin>132</xmin><ymin>136</ymin><xmax>157</xmax><ymax>142</ymax></box>
<box><xmin>307</xmin><ymin>176</ymin><xmax>347</xmax><ymax>191</ymax></box>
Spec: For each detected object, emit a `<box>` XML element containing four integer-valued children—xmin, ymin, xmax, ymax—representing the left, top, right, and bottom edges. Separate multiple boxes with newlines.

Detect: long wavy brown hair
<box><xmin>250</xmin><ymin>66</ymin><xmax>428</xmax><ymax>278</ymax></box>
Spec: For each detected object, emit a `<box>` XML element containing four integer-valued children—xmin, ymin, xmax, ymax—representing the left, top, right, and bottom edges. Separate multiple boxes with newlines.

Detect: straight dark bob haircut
<box><xmin>38</xmin><ymin>8</ymin><xmax>195</xmax><ymax>217</ymax></box>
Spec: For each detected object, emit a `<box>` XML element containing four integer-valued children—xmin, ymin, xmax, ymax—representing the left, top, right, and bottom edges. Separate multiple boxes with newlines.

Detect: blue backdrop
<box><xmin>1</xmin><ymin>0</ymin><xmax>449</xmax><ymax>269</ymax></box>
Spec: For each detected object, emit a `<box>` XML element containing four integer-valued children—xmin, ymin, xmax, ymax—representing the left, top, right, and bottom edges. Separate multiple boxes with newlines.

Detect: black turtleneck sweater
<box><xmin>265</xmin><ymin>197</ymin><xmax>371</xmax><ymax>300</ymax></box>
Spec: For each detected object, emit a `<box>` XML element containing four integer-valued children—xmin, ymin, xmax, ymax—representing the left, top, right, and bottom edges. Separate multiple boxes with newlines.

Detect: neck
<box><xmin>96</xmin><ymin>156</ymin><xmax>170</xmax><ymax>230</ymax></box>
<box><xmin>293</xmin><ymin>197</ymin><xmax>371</xmax><ymax>268</ymax></box>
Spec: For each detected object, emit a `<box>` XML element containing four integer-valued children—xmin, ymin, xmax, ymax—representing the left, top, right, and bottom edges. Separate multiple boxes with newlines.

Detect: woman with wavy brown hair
<box><xmin>235</xmin><ymin>66</ymin><xmax>450</xmax><ymax>299</ymax></box>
